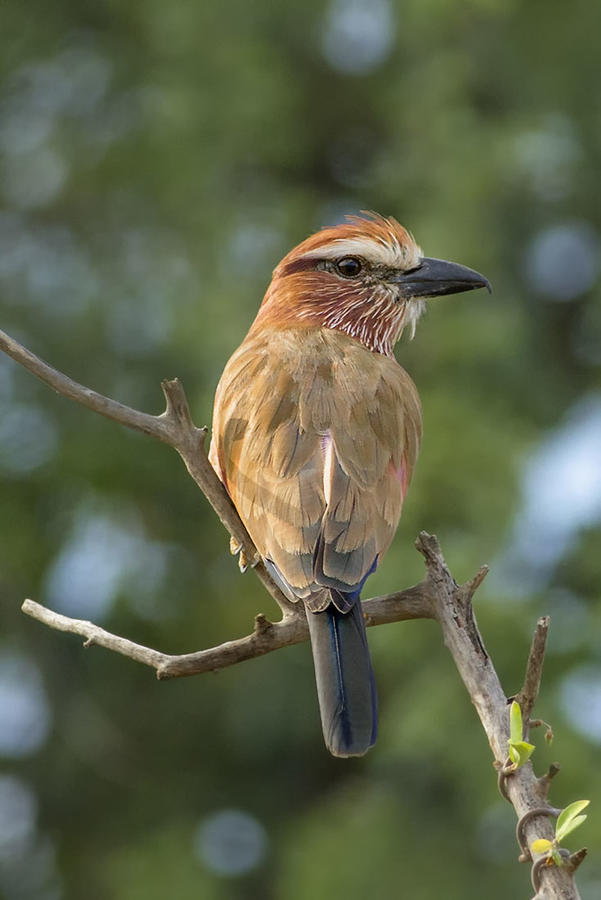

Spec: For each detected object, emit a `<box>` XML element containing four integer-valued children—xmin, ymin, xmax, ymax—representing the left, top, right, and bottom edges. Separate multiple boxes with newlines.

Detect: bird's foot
<box><xmin>229</xmin><ymin>536</ymin><xmax>259</xmax><ymax>573</ymax></box>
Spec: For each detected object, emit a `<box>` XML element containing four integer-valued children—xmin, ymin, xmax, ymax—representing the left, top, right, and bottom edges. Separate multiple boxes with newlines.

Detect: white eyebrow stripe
<box><xmin>301</xmin><ymin>237</ymin><xmax>421</xmax><ymax>269</ymax></box>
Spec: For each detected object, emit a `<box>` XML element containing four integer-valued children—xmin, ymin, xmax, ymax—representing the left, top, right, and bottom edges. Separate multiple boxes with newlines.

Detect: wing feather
<box><xmin>209</xmin><ymin>327</ymin><xmax>422</xmax><ymax>601</ymax></box>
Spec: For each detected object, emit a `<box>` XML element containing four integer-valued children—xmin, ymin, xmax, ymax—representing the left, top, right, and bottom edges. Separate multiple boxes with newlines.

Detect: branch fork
<box><xmin>1</xmin><ymin>324</ymin><xmax>585</xmax><ymax>899</ymax></box>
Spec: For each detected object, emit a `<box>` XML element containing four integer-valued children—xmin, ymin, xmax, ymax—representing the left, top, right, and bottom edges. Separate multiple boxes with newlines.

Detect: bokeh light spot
<box><xmin>500</xmin><ymin>394</ymin><xmax>601</xmax><ymax>591</ymax></box>
<box><xmin>194</xmin><ymin>809</ymin><xmax>268</xmax><ymax>877</ymax></box>
<box><xmin>45</xmin><ymin>506</ymin><xmax>168</xmax><ymax>620</ymax></box>
<box><xmin>0</xmin><ymin>404</ymin><xmax>58</xmax><ymax>474</ymax></box>
<box><xmin>2</xmin><ymin>148</ymin><xmax>67</xmax><ymax>210</ymax></box>
<box><xmin>321</xmin><ymin>0</ymin><xmax>394</xmax><ymax>75</ymax></box>
<box><xmin>513</xmin><ymin>114</ymin><xmax>582</xmax><ymax>201</ymax></box>
<box><xmin>559</xmin><ymin>664</ymin><xmax>601</xmax><ymax>743</ymax></box>
<box><xmin>0</xmin><ymin>775</ymin><xmax>37</xmax><ymax>861</ymax></box>
<box><xmin>525</xmin><ymin>221</ymin><xmax>599</xmax><ymax>301</ymax></box>
<box><xmin>0</xmin><ymin>652</ymin><xmax>51</xmax><ymax>757</ymax></box>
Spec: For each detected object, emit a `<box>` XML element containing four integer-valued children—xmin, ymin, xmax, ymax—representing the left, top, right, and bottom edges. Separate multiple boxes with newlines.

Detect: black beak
<box><xmin>388</xmin><ymin>257</ymin><xmax>491</xmax><ymax>299</ymax></box>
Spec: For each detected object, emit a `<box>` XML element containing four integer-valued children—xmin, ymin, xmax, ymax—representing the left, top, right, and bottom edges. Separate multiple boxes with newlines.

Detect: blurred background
<box><xmin>0</xmin><ymin>0</ymin><xmax>600</xmax><ymax>897</ymax></box>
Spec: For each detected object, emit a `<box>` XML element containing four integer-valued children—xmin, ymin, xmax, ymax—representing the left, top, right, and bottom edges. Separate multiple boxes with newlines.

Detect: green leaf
<box><xmin>509</xmin><ymin>701</ymin><xmax>523</xmax><ymax>744</ymax></box>
<box><xmin>508</xmin><ymin>740</ymin><xmax>535</xmax><ymax>768</ymax></box>
<box><xmin>560</xmin><ymin>815</ymin><xmax>587</xmax><ymax>840</ymax></box>
<box><xmin>507</xmin><ymin>703</ymin><xmax>535</xmax><ymax>768</ymax></box>
<box><xmin>556</xmin><ymin>800</ymin><xmax>590</xmax><ymax>843</ymax></box>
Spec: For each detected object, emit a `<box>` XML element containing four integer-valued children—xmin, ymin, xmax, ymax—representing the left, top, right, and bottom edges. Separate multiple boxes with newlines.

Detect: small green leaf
<box><xmin>508</xmin><ymin>740</ymin><xmax>535</xmax><ymax>768</ymax></box>
<box><xmin>556</xmin><ymin>800</ymin><xmax>590</xmax><ymax>843</ymax></box>
<box><xmin>531</xmin><ymin>838</ymin><xmax>553</xmax><ymax>854</ymax></box>
<box><xmin>560</xmin><ymin>815</ymin><xmax>587</xmax><ymax>840</ymax></box>
<box><xmin>510</xmin><ymin>701</ymin><xmax>523</xmax><ymax>744</ymax></box>
<box><xmin>507</xmin><ymin>702</ymin><xmax>535</xmax><ymax>768</ymax></box>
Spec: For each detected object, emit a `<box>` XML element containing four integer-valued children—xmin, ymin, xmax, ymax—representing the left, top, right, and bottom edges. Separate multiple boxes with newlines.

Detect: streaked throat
<box><xmin>319</xmin><ymin>290</ymin><xmax>424</xmax><ymax>355</ymax></box>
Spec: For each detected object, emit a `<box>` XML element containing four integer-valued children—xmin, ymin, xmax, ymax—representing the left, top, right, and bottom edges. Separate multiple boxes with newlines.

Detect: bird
<box><xmin>209</xmin><ymin>212</ymin><xmax>490</xmax><ymax>757</ymax></box>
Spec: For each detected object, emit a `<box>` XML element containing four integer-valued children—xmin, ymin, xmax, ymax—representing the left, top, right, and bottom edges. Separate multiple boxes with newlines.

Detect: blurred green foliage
<box><xmin>1</xmin><ymin>0</ymin><xmax>600</xmax><ymax>897</ymax></box>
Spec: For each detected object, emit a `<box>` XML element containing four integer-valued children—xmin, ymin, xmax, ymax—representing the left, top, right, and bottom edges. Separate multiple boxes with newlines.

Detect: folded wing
<box><xmin>209</xmin><ymin>327</ymin><xmax>422</xmax><ymax>601</ymax></box>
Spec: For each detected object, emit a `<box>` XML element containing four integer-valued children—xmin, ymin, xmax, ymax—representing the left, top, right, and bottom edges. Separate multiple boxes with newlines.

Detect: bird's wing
<box><xmin>209</xmin><ymin>334</ymin><xmax>325</xmax><ymax>595</ymax></box>
<box><xmin>312</xmin><ymin>356</ymin><xmax>421</xmax><ymax>608</ymax></box>
<box><xmin>209</xmin><ymin>328</ymin><xmax>422</xmax><ymax>602</ymax></box>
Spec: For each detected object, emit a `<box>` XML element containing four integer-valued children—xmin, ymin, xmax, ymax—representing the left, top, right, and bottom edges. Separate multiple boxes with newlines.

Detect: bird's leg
<box><xmin>229</xmin><ymin>536</ymin><xmax>260</xmax><ymax>572</ymax></box>
<box><xmin>229</xmin><ymin>535</ymin><xmax>248</xmax><ymax>571</ymax></box>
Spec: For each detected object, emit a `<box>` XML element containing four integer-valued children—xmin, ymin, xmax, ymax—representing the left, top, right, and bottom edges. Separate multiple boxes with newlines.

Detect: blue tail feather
<box><xmin>306</xmin><ymin>596</ymin><xmax>377</xmax><ymax>757</ymax></box>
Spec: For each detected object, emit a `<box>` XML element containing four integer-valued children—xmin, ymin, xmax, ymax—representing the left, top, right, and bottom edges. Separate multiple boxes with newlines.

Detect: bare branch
<box><xmin>0</xmin><ymin>326</ymin><xmax>293</xmax><ymax>617</ymax></box>
<box><xmin>158</xmin><ymin>379</ymin><xmax>295</xmax><ymax>617</ymax></box>
<box><xmin>21</xmin><ymin>581</ymin><xmax>434</xmax><ymax>679</ymax></box>
<box><xmin>21</xmin><ymin>599</ymin><xmax>167</xmax><ymax>670</ymax></box>
<box><xmin>412</xmin><ymin>533</ymin><xmax>580</xmax><ymax>899</ymax></box>
<box><xmin>517</xmin><ymin>615</ymin><xmax>550</xmax><ymax>730</ymax></box>
<box><xmin>0</xmin><ymin>327</ymin><xmax>169</xmax><ymax>441</ymax></box>
<box><xmin>4</xmin><ymin>328</ymin><xmax>584</xmax><ymax>897</ymax></box>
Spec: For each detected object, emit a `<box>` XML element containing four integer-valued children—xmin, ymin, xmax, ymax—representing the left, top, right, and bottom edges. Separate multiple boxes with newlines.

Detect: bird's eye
<box><xmin>335</xmin><ymin>257</ymin><xmax>363</xmax><ymax>278</ymax></box>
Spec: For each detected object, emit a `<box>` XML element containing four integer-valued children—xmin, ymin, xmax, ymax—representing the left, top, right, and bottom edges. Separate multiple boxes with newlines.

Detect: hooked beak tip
<box><xmin>390</xmin><ymin>257</ymin><xmax>492</xmax><ymax>300</ymax></box>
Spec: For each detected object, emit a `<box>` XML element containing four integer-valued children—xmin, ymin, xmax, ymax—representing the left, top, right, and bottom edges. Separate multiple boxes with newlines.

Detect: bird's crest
<box><xmin>275</xmin><ymin>211</ymin><xmax>422</xmax><ymax>274</ymax></box>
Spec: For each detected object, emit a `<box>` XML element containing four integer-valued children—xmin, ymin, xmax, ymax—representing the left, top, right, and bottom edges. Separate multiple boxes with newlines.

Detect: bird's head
<box><xmin>252</xmin><ymin>212</ymin><xmax>490</xmax><ymax>355</ymax></box>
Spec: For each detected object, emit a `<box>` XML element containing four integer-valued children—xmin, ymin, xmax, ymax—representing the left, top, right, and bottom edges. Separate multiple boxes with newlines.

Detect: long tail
<box><xmin>306</xmin><ymin>599</ymin><xmax>377</xmax><ymax>757</ymax></box>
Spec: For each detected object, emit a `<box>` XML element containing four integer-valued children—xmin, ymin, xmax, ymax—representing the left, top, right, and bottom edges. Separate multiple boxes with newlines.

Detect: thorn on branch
<box><xmin>415</xmin><ymin>530</ymin><xmax>446</xmax><ymax>569</ymax></box>
<box><xmin>160</xmin><ymin>377</ymin><xmax>207</xmax><ymax>452</ymax></box>
<box><xmin>161</xmin><ymin>377</ymin><xmax>193</xmax><ymax>425</ymax></box>
<box><xmin>538</xmin><ymin>763</ymin><xmax>561</xmax><ymax>797</ymax></box>
<box><xmin>459</xmin><ymin>564</ymin><xmax>489</xmax><ymax>603</ymax></box>
<box><xmin>254</xmin><ymin>614</ymin><xmax>273</xmax><ymax>636</ymax></box>
<box><xmin>567</xmin><ymin>848</ymin><xmax>587</xmax><ymax>872</ymax></box>
<box><xmin>414</xmin><ymin>532</ymin><xmax>488</xmax><ymax>659</ymax></box>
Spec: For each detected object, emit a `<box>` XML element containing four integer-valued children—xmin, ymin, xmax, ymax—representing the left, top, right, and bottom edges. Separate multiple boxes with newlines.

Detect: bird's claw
<box><xmin>229</xmin><ymin>537</ymin><xmax>259</xmax><ymax>573</ymax></box>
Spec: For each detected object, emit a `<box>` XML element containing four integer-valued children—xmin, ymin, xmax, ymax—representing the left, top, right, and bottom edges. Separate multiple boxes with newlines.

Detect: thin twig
<box><xmin>538</xmin><ymin>763</ymin><xmax>561</xmax><ymax>799</ymax></box>
<box><xmin>413</xmin><ymin>533</ymin><xmax>581</xmax><ymax>900</ymax></box>
<box><xmin>2</xmin><ymin>326</ymin><xmax>585</xmax><ymax>899</ymax></box>
<box><xmin>0</xmin><ymin>326</ymin><xmax>293</xmax><ymax>617</ymax></box>
<box><xmin>517</xmin><ymin>616</ymin><xmax>551</xmax><ymax>732</ymax></box>
<box><xmin>21</xmin><ymin>582</ymin><xmax>434</xmax><ymax>679</ymax></box>
<box><xmin>0</xmin><ymin>327</ymin><xmax>169</xmax><ymax>441</ymax></box>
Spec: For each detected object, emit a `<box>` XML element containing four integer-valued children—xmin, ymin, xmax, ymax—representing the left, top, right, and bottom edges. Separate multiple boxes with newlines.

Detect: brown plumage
<box><xmin>210</xmin><ymin>326</ymin><xmax>421</xmax><ymax>607</ymax></box>
<box><xmin>210</xmin><ymin>212</ymin><xmax>489</xmax><ymax>756</ymax></box>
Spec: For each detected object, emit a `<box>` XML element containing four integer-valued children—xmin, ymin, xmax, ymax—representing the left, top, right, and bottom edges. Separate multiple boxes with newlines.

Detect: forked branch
<box><xmin>2</xmin><ymin>325</ymin><xmax>584</xmax><ymax>899</ymax></box>
<box><xmin>0</xmin><ymin>326</ymin><xmax>289</xmax><ymax>615</ymax></box>
<box><xmin>22</xmin><ymin>581</ymin><xmax>433</xmax><ymax>679</ymax></box>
